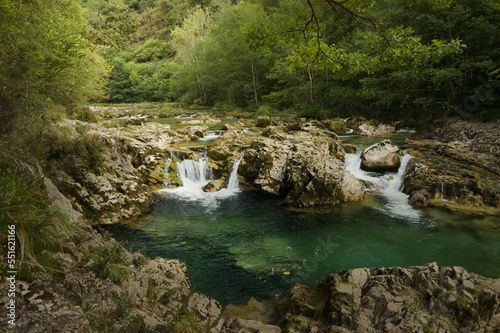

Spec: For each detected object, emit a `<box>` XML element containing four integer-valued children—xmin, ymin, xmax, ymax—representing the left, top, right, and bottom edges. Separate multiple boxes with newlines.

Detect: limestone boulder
<box><xmin>239</xmin><ymin>126</ymin><xmax>364</xmax><ymax>207</ymax></box>
<box><xmin>277</xmin><ymin>263</ymin><xmax>500</xmax><ymax>333</ymax></box>
<box><xmin>355</xmin><ymin>123</ymin><xmax>396</xmax><ymax>136</ymax></box>
<box><xmin>188</xmin><ymin>293</ymin><xmax>223</xmax><ymax>332</ymax></box>
<box><xmin>176</xmin><ymin>125</ymin><xmax>209</xmax><ymax>141</ymax></box>
<box><xmin>361</xmin><ymin>139</ymin><xmax>403</xmax><ymax>172</ymax></box>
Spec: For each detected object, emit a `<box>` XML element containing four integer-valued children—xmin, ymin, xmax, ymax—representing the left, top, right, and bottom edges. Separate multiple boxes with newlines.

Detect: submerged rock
<box><xmin>222</xmin><ymin>316</ymin><xmax>281</xmax><ymax>333</ymax></box>
<box><xmin>361</xmin><ymin>139</ymin><xmax>403</xmax><ymax>172</ymax></box>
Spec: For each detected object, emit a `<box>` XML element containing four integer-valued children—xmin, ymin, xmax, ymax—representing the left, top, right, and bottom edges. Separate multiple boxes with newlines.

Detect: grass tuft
<box><xmin>0</xmin><ymin>140</ymin><xmax>73</xmax><ymax>281</ymax></box>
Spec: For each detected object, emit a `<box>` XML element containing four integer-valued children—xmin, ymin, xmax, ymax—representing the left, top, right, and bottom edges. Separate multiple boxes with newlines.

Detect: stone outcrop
<box><xmin>432</xmin><ymin>121</ymin><xmax>500</xmax><ymax>176</ymax></box>
<box><xmin>355</xmin><ymin>123</ymin><xmax>396</xmax><ymax>136</ymax></box>
<box><xmin>0</xmin><ymin>178</ymin><xmax>222</xmax><ymax>333</ymax></box>
<box><xmin>47</xmin><ymin>120</ymin><xmax>213</xmax><ymax>225</ymax></box>
<box><xmin>403</xmin><ymin>151</ymin><xmax>500</xmax><ymax>208</ymax></box>
<box><xmin>402</xmin><ymin>121</ymin><xmax>500</xmax><ymax>208</ymax></box>
<box><xmin>239</xmin><ymin>124</ymin><xmax>365</xmax><ymax>207</ymax></box>
<box><xmin>361</xmin><ymin>139</ymin><xmax>404</xmax><ymax>172</ymax></box>
<box><xmin>276</xmin><ymin>263</ymin><xmax>500</xmax><ymax>333</ymax></box>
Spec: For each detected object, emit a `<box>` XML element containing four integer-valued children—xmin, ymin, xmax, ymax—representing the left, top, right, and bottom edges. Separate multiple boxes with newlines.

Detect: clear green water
<box><xmin>108</xmin><ymin>189</ymin><xmax>500</xmax><ymax>306</ymax></box>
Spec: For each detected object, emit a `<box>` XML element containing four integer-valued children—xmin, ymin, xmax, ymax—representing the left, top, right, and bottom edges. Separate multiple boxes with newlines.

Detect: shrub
<box><xmin>75</xmin><ymin>124</ymin><xmax>90</xmax><ymax>135</ymax></box>
<box><xmin>42</xmin><ymin>125</ymin><xmax>106</xmax><ymax>174</ymax></box>
<box><xmin>70</xmin><ymin>106</ymin><xmax>99</xmax><ymax>123</ymax></box>
<box><xmin>256</xmin><ymin>104</ymin><xmax>272</xmax><ymax>117</ymax></box>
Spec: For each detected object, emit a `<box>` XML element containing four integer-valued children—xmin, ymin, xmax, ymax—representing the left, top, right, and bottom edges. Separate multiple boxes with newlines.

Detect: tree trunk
<box><xmin>251</xmin><ymin>56</ymin><xmax>259</xmax><ymax>104</ymax></box>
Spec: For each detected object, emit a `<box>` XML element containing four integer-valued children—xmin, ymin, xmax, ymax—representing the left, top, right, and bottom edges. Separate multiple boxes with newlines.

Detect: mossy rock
<box><xmin>208</xmin><ymin>146</ymin><xmax>230</xmax><ymax>162</ymax></box>
<box><xmin>256</xmin><ymin>116</ymin><xmax>271</xmax><ymax>127</ymax></box>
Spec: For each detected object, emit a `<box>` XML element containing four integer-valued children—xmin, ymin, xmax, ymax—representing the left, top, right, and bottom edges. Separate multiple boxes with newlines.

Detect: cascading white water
<box><xmin>344</xmin><ymin>150</ymin><xmax>384</xmax><ymax>187</ymax></box>
<box><xmin>177</xmin><ymin>158</ymin><xmax>213</xmax><ymax>188</ymax></box>
<box><xmin>345</xmin><ymin>150</ymin><xmax>421</xmax><ymax>221</ymax></box>
<box><xmin>227</xmin><ymin>157</ymin><xmax>243</xmax><ymax>191</ymax></box>
<box><xmin>198</xmin><ymin>131</ymin><xmax>222</xmax><ymax>141</ymax></box>
<box><xmin>380</xmin><ymin>154</ymin><xmax>421</xmax><ymax>221</ymax></box>
<box><xmin>160</xmin><ymin>156</ymin><xmax>241</xmax><ymax>205</ymax></box>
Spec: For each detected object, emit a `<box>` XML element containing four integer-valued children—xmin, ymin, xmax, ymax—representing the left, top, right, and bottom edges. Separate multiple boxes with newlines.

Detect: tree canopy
<box><xmin>2</xmin><ymin>0</ymin><xmax>499</xmax><ymax>122</ymax></box>
<box><xmin>0</xmin><ymin>0</ymin><xmax>108</xmax><ymax>134</ymax></box>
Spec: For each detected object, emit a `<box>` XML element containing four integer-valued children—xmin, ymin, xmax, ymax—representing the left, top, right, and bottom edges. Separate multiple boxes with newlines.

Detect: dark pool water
<box><xmin>109</xmin><ymin>187</ymin><xmax>500</xmax><ymax>306</ymax></box>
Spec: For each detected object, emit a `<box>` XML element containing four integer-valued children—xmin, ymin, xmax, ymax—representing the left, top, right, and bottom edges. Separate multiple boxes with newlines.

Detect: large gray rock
<box><xmin>277</xmin><ymin>263</ymin><xmax>500</xmax><ymax>333</ymax></box>
<box><xmin>43</xmin><ymin>177</ymin><xmax>83</xmax><ymax>225</ymax></box>
<box><xmin>239</xmin><ymin>126</ymin><xmax>364</xmax><ymax>207</ymax></box>
<box><xmin>361</xmin><ymin>139</ymin><xmax>403</xmax><ymax>172</ymax></box>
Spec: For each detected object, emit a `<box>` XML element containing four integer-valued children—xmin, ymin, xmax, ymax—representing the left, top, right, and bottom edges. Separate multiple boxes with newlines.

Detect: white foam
<box><xmin>345</xmin><ymin>151</ymin><xmax>421</xmax><ymax>222</ymax></box>
<box><xmin>198</xmin><ymin>131</ymin><xmax>221</xmax><ymax>141</ymax></box>
<box><xmin>159</xmin><ymin>156</ymin><xmax>242</xmax><ymax>208</ymax></box>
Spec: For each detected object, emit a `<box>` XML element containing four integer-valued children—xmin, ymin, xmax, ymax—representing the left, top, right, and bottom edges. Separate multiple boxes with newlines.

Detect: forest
<box><xmin>1</xmin><ymin>2</ymin><xmax>500</xmax><ymax>331</ymax></box>
<box><xmin>1</xmin><ymin>0</ymin><xmax>500</xmax><ymax>133</ymax></box>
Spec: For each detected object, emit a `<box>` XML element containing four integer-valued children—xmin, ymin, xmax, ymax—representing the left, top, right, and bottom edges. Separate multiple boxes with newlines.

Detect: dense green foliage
<box><xmin>0</xmin><ymin>0</ymin><xmax>108</xmax><ymax>135</ymax></box>
<box><xmin>0</xmin><ymin>0</ymin><xmax>109</xmax><ymax>281</ymax></box>
<box><xmin>1</xmin><ymin>0</ymin><xmax>499</xmax><ymax>123</ymax></box>
<box><xmin>72</xmin><ymin>0</ymin><xmax>500</xmax><ymax>121</ymax></box>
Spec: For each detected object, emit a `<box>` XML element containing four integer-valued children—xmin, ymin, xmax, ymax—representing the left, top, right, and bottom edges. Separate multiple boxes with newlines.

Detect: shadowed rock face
<box><xmin>239</xmin><ymin>124</ymin><xmax>365</xmax><ymax>208</ymax></box>
<box><xmin>361</xmin><ymin>139</ymin><xmax>404</xmax><ymax>172</ymax></box>
<box><xmin>276</xmin><ymin>263</ymin><xmax>500</xmax><ymax>333</ymax></box>
<box><xmin>403</xmin><ymin>121</ymin><xmax>500</xmax><ymax>208</ymax></box>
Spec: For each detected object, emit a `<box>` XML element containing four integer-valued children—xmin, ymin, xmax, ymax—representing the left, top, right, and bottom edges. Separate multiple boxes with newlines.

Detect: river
<box><xmin>108</xmin><ymin>132</ymin><xmax>500</xmax><ymax>306</ymax></box>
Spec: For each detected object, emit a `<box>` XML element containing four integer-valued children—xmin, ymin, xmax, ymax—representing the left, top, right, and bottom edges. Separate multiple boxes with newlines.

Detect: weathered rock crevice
<box><xmin>403</xmin><ymin>121</ymin><xmax>500</xmax><ymax>209</ymax></box>
<box><xmin>276</xmin><ymin>263</ymin><xmax>500</xmax><ymax>333</ymax></box>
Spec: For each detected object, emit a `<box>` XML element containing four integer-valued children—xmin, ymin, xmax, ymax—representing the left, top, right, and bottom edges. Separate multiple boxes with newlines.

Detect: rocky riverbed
<box><xmin>2</xmin><ymin>113</ymin><xmax>499</xmax><ymax>332</ymax></box>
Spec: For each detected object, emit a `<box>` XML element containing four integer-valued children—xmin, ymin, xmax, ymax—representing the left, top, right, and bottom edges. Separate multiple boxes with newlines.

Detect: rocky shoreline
<box><xmin>2</xmin><ymin>113</ymin><xmax>499</xmax><ymax>332</ymax></box>
<box><xmin>403</xmin><ymin>121</ymin><xmax>500</xmax><ymax>209</ymax></box>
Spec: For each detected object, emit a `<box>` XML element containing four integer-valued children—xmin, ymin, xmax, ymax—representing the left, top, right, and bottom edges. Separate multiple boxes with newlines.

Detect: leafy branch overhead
<box><xmin>1</xmin><ymin>0</ymin><xmax>499</xmax><ymax>125</ymax></box>
<box><xmin>246</xmin><ymin>0</ymin><xmax>465</xmax><ymax>79</ymax></box>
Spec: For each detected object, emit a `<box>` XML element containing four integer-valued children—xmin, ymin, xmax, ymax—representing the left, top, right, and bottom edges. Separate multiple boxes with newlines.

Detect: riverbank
<box><xmin>1</xmin><ymin>109</ymin><xmax>499</xmax><ymax>332</ymax></box>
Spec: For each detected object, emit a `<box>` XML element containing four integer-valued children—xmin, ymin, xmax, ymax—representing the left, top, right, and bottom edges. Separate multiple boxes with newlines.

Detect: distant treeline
<box><xmin>2</xmin><ymin>0</ymin><xmax>499</xmax><ymax>127</ymax></box>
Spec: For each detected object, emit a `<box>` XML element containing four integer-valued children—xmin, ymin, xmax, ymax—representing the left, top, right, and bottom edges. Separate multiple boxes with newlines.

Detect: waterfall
<box><xmin>344</xmin><ymin>150</ymin><xmax>383</xmax><ymax>187</ymax></box>
<box><xmin>345</xmin><ymin>150</ymin><xmax>421</xmax><ymax>221</ymax></box>
<box><xmin>227</xmin><ymin>157</ymin><xmax>243</xmax><ymax>191</ymax></box>
<box><xmin>438</xmin><ymin>182</ymin><xmax>452</xmax><ymax>203</ymax></box>
<box><xmin>198</xmin><ymin>131</ymin><xmax>222</xmax><ymax>141</ymax></box>
<box><xmin>385</xmin><ymin>154</ymin><xmax>412</xmax><ymax>192</ymax></box>
<box><xmin>380</xmin><ymin>154</ymin><xmax>421</xmax><ymax>221</ymax></box>
<box><xmin>159</xmin><ymin>156</ymin><xmax>241</xmax><ymax>204</ymax></box>
<box><xmin>177</xmin><ymin>158</ymin><xmax>213</xmax><ymax>190</ymax></box>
